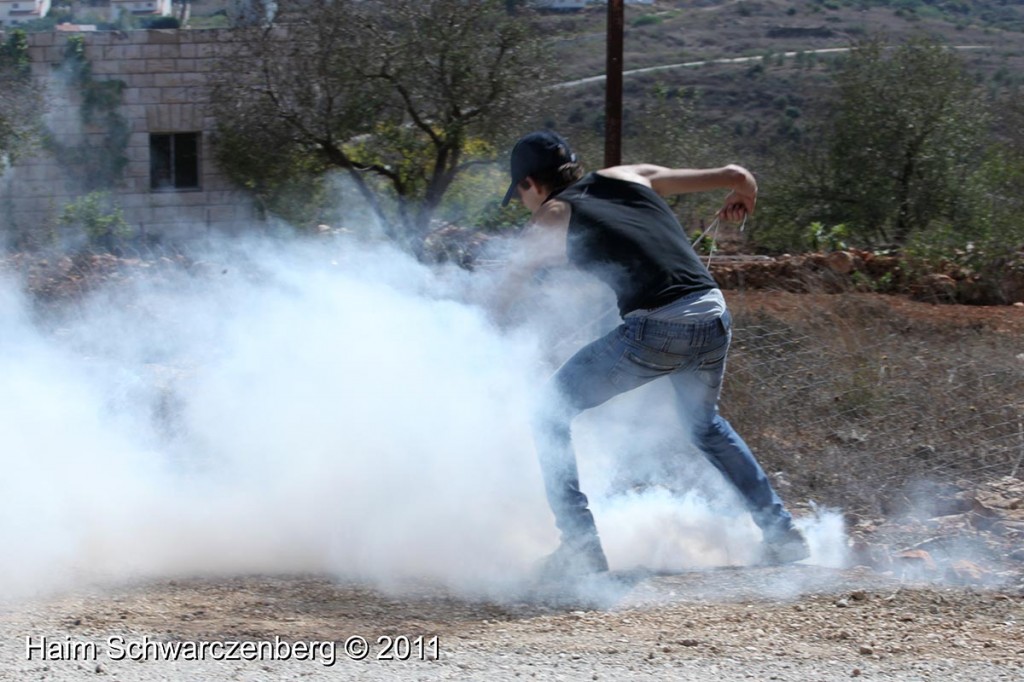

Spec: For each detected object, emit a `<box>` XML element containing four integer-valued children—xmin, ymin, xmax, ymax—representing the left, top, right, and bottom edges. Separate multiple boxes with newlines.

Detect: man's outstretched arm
<box><xmin>599</xmin><ymin>164</ymin><xmax>757</xmax><ymax>221</ymax></box>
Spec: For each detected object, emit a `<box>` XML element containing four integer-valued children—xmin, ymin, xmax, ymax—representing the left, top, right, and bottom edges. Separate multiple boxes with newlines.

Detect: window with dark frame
<box><xmin>150</xmin><ymin>132</ymin><xmax>200</xmax><ymax>191</ymax></box>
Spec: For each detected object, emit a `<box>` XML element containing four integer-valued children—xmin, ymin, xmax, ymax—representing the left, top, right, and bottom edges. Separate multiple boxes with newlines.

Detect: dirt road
<box><xmin>2</xmin><ymin>566</ymin><xmax>1021</xmax><ymax>681</ymax></box>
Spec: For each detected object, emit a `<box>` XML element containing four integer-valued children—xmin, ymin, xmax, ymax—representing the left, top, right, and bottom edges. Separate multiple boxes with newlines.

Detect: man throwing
<box><xmin>499</xmin><ymin>130</ymin><xmax>810</xmax><ymax>578</ymax></box>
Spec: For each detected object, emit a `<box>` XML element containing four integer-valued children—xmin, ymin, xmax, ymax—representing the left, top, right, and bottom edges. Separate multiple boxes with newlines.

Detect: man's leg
<box><xmin>533</xmin><ymin>329</ymin><xmax>626</xmax><ymax>541</ymax></box>
<box><xmin>532</xmin><ymin>324</ymin><xmax>670</xmax><ymax>573</ymax></box>
<box><xmin>667</xmin><ymin>327</ymin><xmax>805</xmax><ymax>560</ymax></box>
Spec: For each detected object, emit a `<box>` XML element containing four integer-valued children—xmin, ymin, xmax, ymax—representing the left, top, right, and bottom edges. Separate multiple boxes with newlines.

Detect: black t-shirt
<box><xmin>553</xmin><ymin>172</ymin><xmax>717</xmax><ymax>316</ymax></box>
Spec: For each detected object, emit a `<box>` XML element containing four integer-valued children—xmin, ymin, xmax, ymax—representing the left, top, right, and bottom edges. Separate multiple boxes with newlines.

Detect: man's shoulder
<box><xmin>534</xmin><ymin>196</ymin><xmax>572</xmax><ymax>231</ymax></box>
<box><xmin>594</xmin><ymin>166</ymin><xmax>656</xmax><ymax>189</ymax></box>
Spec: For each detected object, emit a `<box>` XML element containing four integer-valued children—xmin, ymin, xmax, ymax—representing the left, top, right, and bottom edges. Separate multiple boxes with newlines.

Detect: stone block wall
<box><xmin>1</xmin><ymin>28</ymin><xmax>258</xmax><ymax>249</ymax></box>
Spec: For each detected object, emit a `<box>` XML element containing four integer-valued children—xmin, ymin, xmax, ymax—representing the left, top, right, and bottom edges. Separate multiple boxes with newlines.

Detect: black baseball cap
<box><xmin>501</xmin><ymin>130</ymin><xmax>577</xmax><ymax>206</ymax></box>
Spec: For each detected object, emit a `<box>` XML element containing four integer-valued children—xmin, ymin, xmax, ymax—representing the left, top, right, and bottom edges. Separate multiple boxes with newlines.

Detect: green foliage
<box><xmin>755</xmin><ymin>36</ymin><xmax>989</xmax><ymax>253</ymax></box>
<box><xmin>62</xmin><ymin>36</ymin><xmax>126</xmax><ymax>126</ymax></box>
<box><xmin>186</xmin><ymin>14</ymin><xmax>230</xmax><ymax>29</ymax></box>
<box><xmin>805</xmin><ymin>222</ymin><xmax>849</xmax><ymax>252</ymax></box>
<box><xmin>435</xmin><ymin>159</ymin><xmax>530</xmax><ymax>233</ymax></box>
<box><xmin>904</xmin><ymin>142</ymin><xmax>1024</xmax><ymax>302</ymax></box>
<box><xmin>213</xmin><ymin>127</ymin><xmax>333</xmax><ymax>229</ymax></box>
<box><xmin>751</xmin><ymin>34</ymin><xmax>1024</xmax><ymax>297</ymax></box>
<box><xmin>826</xmin><ymin>37</ymin><xmax>984</xmax><ymax>244</ymax></box>
<box><xmin>692</xmin><ymin>232</ymin><xmax>717</xmax><ymax>256</ymax></box>
<box><xmin>44</xmin><ymin>36</ymin><xmax>129</xmax><ymax>190</ymax></box>
<box><xmin>58</xmin><ymin>191</ymin><xmax>133</xmax><ymax>252</ymax></box>
<box><xmin>0</xmin><ymin>30</ymin><xmax>30</xmax><ymax>74</ymax></box>
<box><xmin>212</xmin><ymin>0</ymin><xmax>552</xmax><ymax>248</ymax></box>
<box><xmin>0</xmin><ymin>30</ymin><xmax>41</xmax><ymax>166</ymax></box>
<box><xmin>850</xmin><ymin>268</ymin><xmax>894</xmax><ymax>293</ymax></box>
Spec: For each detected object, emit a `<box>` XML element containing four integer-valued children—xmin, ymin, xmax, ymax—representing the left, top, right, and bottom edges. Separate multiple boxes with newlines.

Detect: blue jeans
<box><xmin>533</xmin><ymin>309</ymin><xmax>794</xmax><ymax>543</ymax></box>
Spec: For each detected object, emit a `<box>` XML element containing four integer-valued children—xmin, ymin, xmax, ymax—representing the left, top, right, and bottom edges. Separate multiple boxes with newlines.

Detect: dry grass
<box><xmin>723</xmin><ymin>290</ymin><xmax>1024</xmax><ymax>518</ymax></box>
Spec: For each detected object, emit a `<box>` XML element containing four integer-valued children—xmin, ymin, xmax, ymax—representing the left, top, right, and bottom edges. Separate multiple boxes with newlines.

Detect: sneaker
<box><xmin>761</xmin><ymin>527</ymin><xmax>811</xmax><ymax>565</ymax></box>
<box><xmin>534</xmin><ymin>534</ymin><xmax>609</xmax><ymax>581</ymax></box>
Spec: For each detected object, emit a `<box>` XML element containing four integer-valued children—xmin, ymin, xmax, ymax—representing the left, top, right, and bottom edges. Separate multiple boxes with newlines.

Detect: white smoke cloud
<box><xmin>0</xmin><ymin>234</ymin><xmax>846</xmax><ymax>603</ymax></box>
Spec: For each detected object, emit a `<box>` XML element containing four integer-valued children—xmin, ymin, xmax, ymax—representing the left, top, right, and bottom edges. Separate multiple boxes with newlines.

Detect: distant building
<box><xmin>0</xmin><ymin>0</ymin><xmax>52</xmax><ymax>27</ymax></box>
<box><xmin>109</xmin><ymin>0</ymin><xmax>173</xmax><ymax>20</ymax></box>
<box><xmin>2</xmin><ymin>29</ymin><xmax>256</xmax><ymax>247</ymax></box>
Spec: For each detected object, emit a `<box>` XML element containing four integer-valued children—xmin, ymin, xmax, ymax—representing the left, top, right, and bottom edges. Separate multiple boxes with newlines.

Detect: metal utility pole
<box><xmin>604</xmin><ymin>0</ymin><xmax>624</xmax><ymax>168</ymax></box>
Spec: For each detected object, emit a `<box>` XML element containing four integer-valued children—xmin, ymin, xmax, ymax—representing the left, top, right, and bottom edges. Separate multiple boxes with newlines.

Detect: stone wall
<box><xmin>1</xmin><ymin>28</ymin><xmax>257</xmax><ymax>249</ymax></box>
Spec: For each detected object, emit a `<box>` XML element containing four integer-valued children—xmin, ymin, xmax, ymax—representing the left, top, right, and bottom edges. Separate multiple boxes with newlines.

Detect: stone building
<box><xmin>109</xmin><ymin>0</ymin><xmax>174</xmax><ymax>21</ymax></box>
<box><xmin>0</xmin><ymin>0</ymin><xmax>51</xmax><ymax>28</ymax></box>
<box><xmin>1</xmin><ymin>28</ymin><xmax>256</xmax><ymax>248</ymax></box>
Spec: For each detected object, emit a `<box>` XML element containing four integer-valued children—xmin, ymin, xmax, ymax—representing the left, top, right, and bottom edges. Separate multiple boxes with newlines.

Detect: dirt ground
<box><xmin>1</xmin><ymin>565</ymin><xmax>1021</xmax><ymax>681</ymax></box>
<box><xmin>726</xmin><ymin>289</ymin><xmax>1024</xmax><ymax>336</ymax></box>
<box><xmin>2</xmin><ymin>258</ymin><xmax>1023</xmax><ymax>681</ymax></box>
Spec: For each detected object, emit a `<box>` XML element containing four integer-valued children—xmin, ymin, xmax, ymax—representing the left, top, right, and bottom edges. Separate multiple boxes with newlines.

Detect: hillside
<box><xmin>534</xmin><ymin>0</ymin><xmax>1024</xmax><ymax>164</ymax></box>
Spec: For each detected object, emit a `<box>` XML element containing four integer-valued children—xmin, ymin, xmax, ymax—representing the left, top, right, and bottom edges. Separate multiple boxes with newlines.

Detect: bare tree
<box><xmin>211</xmin><ymin>0</ymin><xmax>550</xmax><ymax>245</ymax></box>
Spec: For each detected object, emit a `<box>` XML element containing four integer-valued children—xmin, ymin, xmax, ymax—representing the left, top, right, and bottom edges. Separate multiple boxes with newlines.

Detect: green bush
<box><xmin>58</xmin><ymin>191</ymin><xmax>133</xmax><ymax>253</ymax></box>
<box><xmin>805</xmin><ymin>222</ymin><xmax>849</xmax><ymax>252</ymax></box>
<box><xmin>904</xmin><ymin>146</ymin><xmax>1024</xmax><ymax>302</ymax></box>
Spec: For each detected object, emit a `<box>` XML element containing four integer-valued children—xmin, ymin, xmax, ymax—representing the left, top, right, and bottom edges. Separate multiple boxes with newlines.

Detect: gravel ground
<box><xmin>2</xmin><ymin>566</ymin><xmax>1021</xmax><ymax>682</ymax></box>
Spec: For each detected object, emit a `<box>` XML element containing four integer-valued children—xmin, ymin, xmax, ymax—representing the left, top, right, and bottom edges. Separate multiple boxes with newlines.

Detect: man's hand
<box><xmin>718</xmin><ymin>165</ymin><xmax>757</xmax><ymax>222</ymax></box>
